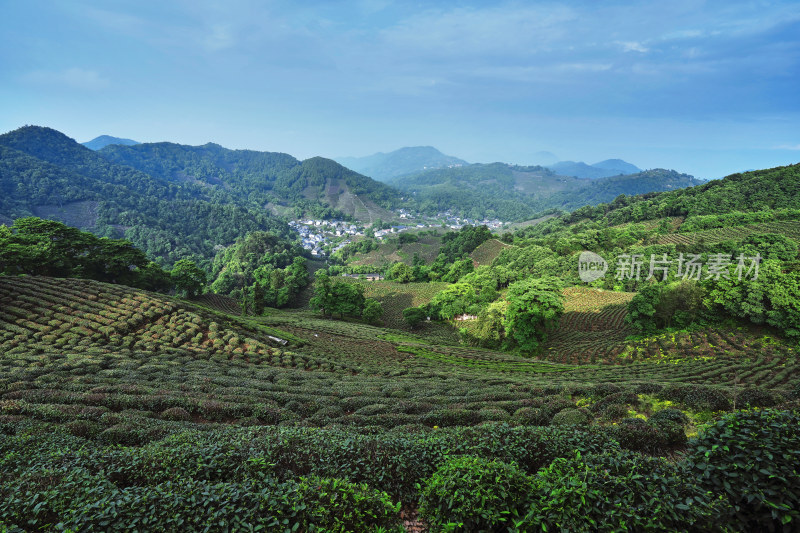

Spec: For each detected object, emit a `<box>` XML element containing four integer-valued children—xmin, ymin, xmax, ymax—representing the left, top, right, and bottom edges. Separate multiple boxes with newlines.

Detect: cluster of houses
<box><xmin>288</xmin><ymin>211</ymin><xmax>506</xmax><ymax>258</ymax></box>
<box><xmin>289</xmin><ymin>219</ymin><xmax>363</xmax><ymax>257</ymax></box>
<box><xmin>436</xmin><ymin>211</ymin><xmax>504</xmax><ymax>230</ymax></box>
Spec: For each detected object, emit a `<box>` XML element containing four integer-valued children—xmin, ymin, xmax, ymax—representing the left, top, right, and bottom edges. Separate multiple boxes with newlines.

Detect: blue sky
<box><xmin>1</xmin><ymin>0</ymin><xmax>799</xmax><ymax>180</ymax></box>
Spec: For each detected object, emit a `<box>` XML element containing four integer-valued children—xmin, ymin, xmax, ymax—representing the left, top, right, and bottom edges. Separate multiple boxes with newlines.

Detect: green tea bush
<box><xmin>520</xmin><ymin>450</ymin><xmax>730</xmax><ymax>532</ymax></box>
<box><xmin>551</xmin><ymin>408</ymin><xmax>589</xmax><ymax>426</ymax></box>
<box><xmin>734</xmin><ymin>387</ymin><xmax>780</xmax><ymax>408</ymax></box>
<box><xmin>649</xmin><ymin>407</ymin><xmax>689</xmax><ymax>426</ymax></box>
<box><xmin>161</xmin><ymin>407</ymin><xmax>192</xmax><ymax>421</ymax></box>
<box><xmin>590</xmin><ymin>382</ymin><xmax>623</xmax><ymax>398</ymax></box>
<box><xmin>419</xmin><ymin>455</ymin><xmax>533</xmax><ymax>532</ymax></box>
<box><xmin>590</xmin><ymin>390</ymin><xmax>639</xmax><ymax>413</ymax></box>
<box><xmin>661</xmin><ymin>384</ymin><xmax>732</xmax><ymax>412</ymax></box>
<box><xmin>685</xmin><ymin>409</ymin><xmax>800</xmax><ymax>531</ymax></box>
<box><xmin>293</xmin><ymin>475</ymin><xmax>401</xmax><ymax>532</ymax></box>
<box><xmin>613</xmin><ymin>418</ymin><xmax>685</xmax><ymax>453</ymax></box>
<box><xmin>601</xmin><ymin>404</ymin><xmax>629</xmax><ymax>421</ymax></box>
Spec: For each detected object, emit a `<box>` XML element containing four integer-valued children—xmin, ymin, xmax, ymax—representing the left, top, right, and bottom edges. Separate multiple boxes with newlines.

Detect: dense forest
<box><xmin>0</xmin><ymin>127</ymin><xmax>292</xmax><ymax>269</ymax></box>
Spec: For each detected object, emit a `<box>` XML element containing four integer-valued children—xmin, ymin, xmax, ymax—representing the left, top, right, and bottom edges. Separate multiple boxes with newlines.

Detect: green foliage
<box><xmin>361</xmin><ymin>299</ymin><xmax>383</xmax><ymax>325</ymax></box>
<box><xmin>551</xmin><ymin>408</ymin><xmax>589</xmax><ymax>426</ymax></box>
<box><xmin>441</xmin><ymin>258</ymin><xmax>474</xmax><ymax>283</ymax></box>
<box><xmin>502</xmin><ymin>276</ymin><xmax>564</xmax><ymax>353</ymax></box>
<box><xmin>402</xmin><ymin>306</ymin><xmax>427</xmax><ymax>329</ymax></box>
<box><xmin>438</xmin><ymin>225</ymin><xmax>492</xmax><ymax>264</ymax></box>
<box><xmin>428</xmin><ymin>283</ymin><xmax>484</xmax><ymax>320</ymax></box>
<box><xmin>686</xmin><ymin>409</ymin><xmax>800</xmax><ymax>531</ymax></box>
<box><xmin>419</xmin><ymin>455</ymin><xmax>533</xmax><ymax>532</ymax></box>
<box><xmin>705</xmin><ymin>259</ymin><xmax>800</xmax><ymax>340</ymax></box>
<box><xmin>310</xmin><ymin>270</ymin><xmax>367</xmax><ymax>319</ymax></box>
<box><xmin>612</xmin><ymin>418</ymin><xmax>686</xmax><ymax>454</ymax></box>
<box><xmin>626</xmin><ymin>280</ymin><xmax>706</xmax><ymax>333</ymax></box>
<box><xmin>387</xmin><ymin>262</ymin><xmax>414</xmax><ymax>283</ymax></box>
<box><xmin>210</xmin><ymin>231</ymin><xmax>306</xmax><ymax>298</ymax></box>
<box><xmin>171</xmin><ymin>259</ymin><xmax>207</xmax><ymax>298</ymax></box>
<box><xmin>520</xmin><ymin>450</ymin><xmax>730</xmax><ymax>532</ymax></box>
<box><xmin>0</xmin><ymin>217</ymin><xmax>173</xmax><ymax>291</ymax></box>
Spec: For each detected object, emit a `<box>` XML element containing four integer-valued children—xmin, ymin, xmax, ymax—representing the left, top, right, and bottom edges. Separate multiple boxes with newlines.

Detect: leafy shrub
<box><xmin>590</xmin><ymin>391</ymin><xmax>639</xmax><ymax>413</ymax></box>
<box><xmin>661</xmin><ymin>384</ymin><xmax>732</xmax><ymax>412</ymax></box>
<box><xmin>551</xmin><ymin>409</ymin><xmax>589</xmax><ymax>426</ymax></box>
<box><xmin>590</xmin><ymin>382</ymin><xmax>622</xmax><ymax>398</ymax></box>
<box><xmin>734</xmin><ymin>387</ymin><xmax>780</xmax><ymax>408</ymax></box>
<box><xmin>512</xmin><ymin>407</ymin><xmax>548</xmax><ymax>426</ymax></box>
<box><xmin>613</xmin><ymin>417</ymin><xmax>685</xmax><ymax>453</ymax></box>
<box><xmin>520</xmin><ymin>451</ymin><xmax>730</xmax><ymax>532</ymax></box>
<box><xmin>294</xmin><ymin>475</ymin><xmax>401</xmax><ymax>532</ymax></box>
<box><xmin>649</xmin><ymin>407</ymin><xmax>689</xmax><ymax>426</ymax></box>
<box><xmin>419</xmin><ymin>455</ymin><xmax>533</xmax><ymax>532</ymax></box>
<box><xmin>161</xmin><ymin>407</ymin><xmax>192</xmax><ymax>421</ymax></box>
<box><xmin>601</xmin><ymin>404</ymin><xmax>629</xmax><ymax>421</ymax></box>
<box><xmin>685</xmin><ymin>409</ymin><xmax>800</xmax><ymax>531</ymax></box>
<box><xmin>477</xmin><ymin>407</ymin><xmax>510</xmax><ymax>422</ymax></box>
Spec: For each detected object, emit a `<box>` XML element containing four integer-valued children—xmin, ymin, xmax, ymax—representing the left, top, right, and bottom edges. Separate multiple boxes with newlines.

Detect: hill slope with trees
<box><xmin>0</xmin><ymin>126</ymin><xmax>291</xmax><ymax>268</ymax></box>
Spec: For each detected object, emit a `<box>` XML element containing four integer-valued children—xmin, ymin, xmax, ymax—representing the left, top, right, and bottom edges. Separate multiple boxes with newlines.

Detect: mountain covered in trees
<box><xmin>0</xmin><ymin>126</ymin><xmax>295</xmax><ymax>268</ymax></box>
<box><xmin>386</xmin><ymin>161</ymin><xmax>701</xmax><ymax>220</ymax></box>
<box><xmin>99</xmin><ymin>141</ymin><xmax>401</xmax><ymax>223</ymax></box>
<box><xmin>335</xmin><ymin>146</ymin><xmax>468</xmax><ymax>181</ymax></box>
<box><xmin>82</xmin><ymin>135</ymin><xmax>140</xmax><ymax>151</ymax></box>
<box><xmin>0</xmin><ymin>126</ymin><xmax>405</xmax><ymax>267</ymax></box>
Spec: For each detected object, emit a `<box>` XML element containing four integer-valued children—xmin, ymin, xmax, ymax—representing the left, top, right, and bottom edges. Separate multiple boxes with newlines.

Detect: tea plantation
<box><xmin>1</xmin><ymin>276</ymin><xmax>799</xmax><ymax>531</ymax></box>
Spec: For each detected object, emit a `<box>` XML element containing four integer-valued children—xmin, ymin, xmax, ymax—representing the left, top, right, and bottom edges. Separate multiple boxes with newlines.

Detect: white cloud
<box><xmin>616</xmin><ymin>41</ymin><xmax>649</xmax><ymax>53</ymax></box>
<box><xmin>21</xmin><ymin>68</ymin><xmax>110</xmax><ymax>90</ymax></box>
<box><xmin>775</xmin><ymin>143</ymin><xmax>800</xmax><ymax>150</ymax></box>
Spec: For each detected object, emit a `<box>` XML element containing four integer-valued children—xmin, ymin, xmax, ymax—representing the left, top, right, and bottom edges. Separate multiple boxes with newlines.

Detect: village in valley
<box><xmin>289</xmin><ymin>209</ymin><xmax>505</xmax><ymax>258</ymax></box>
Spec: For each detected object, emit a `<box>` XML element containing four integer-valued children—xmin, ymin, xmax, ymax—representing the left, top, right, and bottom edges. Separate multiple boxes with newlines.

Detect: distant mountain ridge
<box><xmin>82</xmin><ymin>135</ymin><xmax>140</xmax><ymax>151</ymax></box>
<box><xmin>335</xmin><ymin>146</ymin><xmax>468</xmax><ymax>182</ymax></box>
<box><xmin>546</xmin><ymin>158</ymin><xmax>641</xmax><ymax>179</ymax></box>
<box><xmin>386</xmin><ymin>161</ymin><xmax>699</xmax><ymax>220</ymax></box>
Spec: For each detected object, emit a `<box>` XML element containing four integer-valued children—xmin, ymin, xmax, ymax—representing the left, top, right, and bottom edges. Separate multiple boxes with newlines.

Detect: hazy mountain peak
<box><xmin>531</xmin><ymin>151</ymin><xmax>559</xmax><ymax>166</ymax></box>
<box><xmin>82</xmin><ymin>135</ymin><xmax>140</xmax><ymax>151</ymax></box>
<box><xmin>591</xmin><ymin>158</ymin><xmax>641</xmax><ymax>175</ymax></box>
<box><xmin>335</xmin><ymin>146</ymin><xmax>468</xmax><ymax>182</ymax></box>
<box><xmin>546</xmin><ymin>158</ymin><xmax>641</xmax><ymax>179</ymax></box>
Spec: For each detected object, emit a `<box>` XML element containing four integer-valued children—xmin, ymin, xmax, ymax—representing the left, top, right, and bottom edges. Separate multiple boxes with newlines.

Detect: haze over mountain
<box><xmin>335</xmin><ymin>146</ymin><xmax>468</xmax><ymax>182</ymax></box>
<box><xmin>385</xmin><ymin>161</ymin><xmax>700</xmax><ymax>220</ymax></box>
<box><xmin>81</xmin><ymin>135</ymin><xmax>140</xmax><ymax>151</ymax></box>
<box><xmin>546</xmin><ymin>159</ymin><xmax>642</xmax><ymax>179</ymax></box>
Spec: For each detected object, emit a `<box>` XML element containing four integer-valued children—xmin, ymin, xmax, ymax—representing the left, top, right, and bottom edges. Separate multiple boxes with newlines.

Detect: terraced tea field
<box><xmin>1</xmin><ymin>275</ymin><xmax>798</xmax><ymax>531</ymax></box>
<box><xmin>543</xmin><ymin>287</ymin><xmax>634</xmax><ymax>364</ymax></box>
<box><xmin>2</xmin><ymin>276</ymin><xmax>796</xmax><ymax>437</ymax></box>
<box><xmin>658</xmin><ymin>219</ymin><xmax>800</xmax><ymax>246</ymax></box>
<box><xmin>469</xmin><ymin>238</ymin><xmax>512</xmax><ymax>266</ymax></box>
<box><xmin>335</xmin><ymin>278</ymin><xmax>452</xmax><ymax>329</ymax></box>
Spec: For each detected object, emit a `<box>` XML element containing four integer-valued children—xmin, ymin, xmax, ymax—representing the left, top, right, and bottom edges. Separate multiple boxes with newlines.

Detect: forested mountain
<box><xmin>558</xmin><ymin>162</ymin><xmax>800</xmax><ymax>226</ymax></box>
<box><xmin>82</xmin><ymin>135</ymin><xmax>140</xmax><ymax>151</ymax></box>
<box><xmin>546</xmin><ymin>158</ymin><xmax>642</xmax><ymax>179</ymax></box>
<box><xmin>545</xmin><ymin>169</ymin><xmax>703</xmax><ymax>212</ymax></box>
<box><xmin>99</xmin><ymin>141</ymin><xmax>401</xmax><ymax>223</ymax></box>
<box><xmin>0</xmin><ymin>126</ymin><xmax>291</xmax><ymax>267</ymax></box>
<box><xmin>335</xmin><ymin>146</ymin><xmax>468</xmax><ymax>181</ymax></box>
<box><xmin>385</xmin><ymin>162</ymin><xmax>699</xmax><ymax>220</ymax></box>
